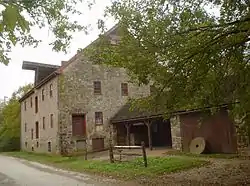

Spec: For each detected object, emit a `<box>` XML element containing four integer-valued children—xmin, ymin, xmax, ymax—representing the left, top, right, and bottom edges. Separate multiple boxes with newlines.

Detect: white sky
<box><xmin>0</xmin><ymin>0</ymin><xmax>113</xmax><ymax>99</ymax></box>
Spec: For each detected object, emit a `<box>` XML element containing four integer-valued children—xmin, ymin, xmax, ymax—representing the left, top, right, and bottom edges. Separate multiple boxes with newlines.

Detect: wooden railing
<box><xmin>109</xmin><ymin>141</ymin><xmax>148</xmax><ymax>167</ymax></box>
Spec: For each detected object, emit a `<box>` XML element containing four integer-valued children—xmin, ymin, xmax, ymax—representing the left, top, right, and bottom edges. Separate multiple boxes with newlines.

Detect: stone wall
<box><xmin>20</xmin><ymin>77</ymin><xmax>59</xmax><ymax>154</ymax></box>
<box><xmin>170</xmin><ymin>115</ymin><xmax>182</xmax><ymax>150</ymax></box>
<box><xmin>58</xmin><ymin>55</ymin><xmax>150</xmax><ymax>154</ymax></box>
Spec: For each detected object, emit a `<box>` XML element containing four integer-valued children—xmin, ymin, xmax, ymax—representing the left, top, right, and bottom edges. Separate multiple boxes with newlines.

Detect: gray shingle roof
<box><xmin>111</xmin><ymin>103</ymin><xmax>163</xmax><ymax>123</ymax></box>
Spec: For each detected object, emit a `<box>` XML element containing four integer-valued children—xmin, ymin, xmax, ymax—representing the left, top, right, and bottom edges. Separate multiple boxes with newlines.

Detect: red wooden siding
<box><xmin>180</xmin><ymin>108</ymin><xmax>237</xmax><ymax>153</ymax></box>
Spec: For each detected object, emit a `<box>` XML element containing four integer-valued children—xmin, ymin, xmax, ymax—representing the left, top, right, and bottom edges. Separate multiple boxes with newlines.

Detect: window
<box><xmin>50</xmin><ymin>114</ymin><xmax>53</xmax><ymax>128</ymax></box>
<box><xmin>25</xmin><ymin>142</ymin><xmax>28</xmax><ymax>148</ymax></box>
<box><xmin>49</xmin><ymin>84</ymin><xmax>53</xmax><ymax>97</ymax></box>
<box><xmin>31</xmin><ymin>146</ymin><xmax>34</xmax><ymax>151</ymax></box>
<box><xmin>31</xmin><ymin>128</ymin><xmax>34</xmax><ymax>140</ymax></box>
<box><xmin>42</xmin><ymin>89</ymin><xmax>45</xmax><ymax>101</ymax></box>
<box><xmin>36</xmin><ymin>141</ymin><xmax>39</xmax><ymax>148</ymax></box>
<box><xmin>150</xmin><ymin>85</ymin><xmax>156</xmax><ymax>95</ymax></box>
<box><xmin>121</xmin><ymin>83</ymin><xmax>128</xmax><ymax>96</ymax></box>
<box><xmin>42</xmin><ymin>117</ymin><xmax>45</xmax><ymax>129</ymax></box>
<box><xmin>24</xmin><ymin>123</ymin><xmax>27</xmax><ymax>132</ymax></box>
<box><xmin>35</xmin><ymin>96</ymin><xmax>38</xmax><ymax>113</ymax></box>
<box><xmin>35</xmin><ymin>121</ymin><xmax>39</xmax><ymax>139</ymax></box>
<box><xmin>95</xmin><ymin>112</ymin><xmax>103</xmax><ymax>125</ymax></box>
<box><xmin>30</xmin><ymin>97</ymin><xmax>32</xmax><ymax>108</ymax></box>
<box><xmin>48</xmin><ymin>142</ymin><xmax>52</xmax><ymax>152</ymax></box>
<box><xmin>24</xmin><ymin>101</ymin><xmax>27</xmax><ymax>111</ymax></box>
<box><xmin>93</xmin><ymin>81</ymin><xmax>101</xmax><ymax>94</ymax></box>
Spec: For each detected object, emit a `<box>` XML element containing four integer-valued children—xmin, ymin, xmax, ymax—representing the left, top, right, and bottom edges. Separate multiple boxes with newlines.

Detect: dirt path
<box><xmin>139</xmin><ymin>157</ymin><xmax>250</xmax><ymax>186</ymax></box>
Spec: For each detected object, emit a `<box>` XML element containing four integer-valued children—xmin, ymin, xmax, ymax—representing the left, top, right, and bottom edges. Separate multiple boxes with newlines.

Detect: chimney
<box><xmin>61</xmin><ymin>61</ymin><xmax>67</xmax><ymax>66</ymax></box>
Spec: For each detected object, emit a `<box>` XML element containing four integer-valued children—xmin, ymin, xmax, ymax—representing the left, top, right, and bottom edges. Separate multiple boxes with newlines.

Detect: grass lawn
<box><xmin>3</xmin><ymin>151</ymin><xmax>209</xmax><ymax>180</ymax></box>
<box><xmin>166</xmin><ymin>151</ymin><xmax>240</xmax><ymax>159</ymax></box>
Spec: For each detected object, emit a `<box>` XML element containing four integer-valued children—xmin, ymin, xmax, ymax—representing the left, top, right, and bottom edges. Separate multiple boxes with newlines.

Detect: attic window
<box><xmin>42</xmin><ymin>89</ymin><xmax>45</xmax><ymax>101</ymax></box>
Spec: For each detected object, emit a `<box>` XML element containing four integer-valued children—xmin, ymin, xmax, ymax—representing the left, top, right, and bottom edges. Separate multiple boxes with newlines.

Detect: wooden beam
<box><xmin>145</xmin><ymin>120</ymin><xmax>153</xmax><ymax>150</ymax></box>
<box><xmin>125</xmin><ymin>123</ymin><xmax>131</xmax><ymax>146</ymax></box>
<box><xmin>114</xmin><ymin>145</ymin><xmax>141</xmax><ymax>149</ymax></box>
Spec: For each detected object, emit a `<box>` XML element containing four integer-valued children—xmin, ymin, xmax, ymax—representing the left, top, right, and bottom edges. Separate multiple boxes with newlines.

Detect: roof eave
<box><xmin>19</xmin><ymin>88</ymin><xmax>35</xmax><ymax>102</ymax></box>
<box><xmin>19</xmin><ymin>71</ymin><xmax>60</xmax><ymax>102</ymax></box>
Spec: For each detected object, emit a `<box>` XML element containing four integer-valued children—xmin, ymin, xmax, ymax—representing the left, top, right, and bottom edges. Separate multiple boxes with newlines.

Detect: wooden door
<box><xmin>72</xmin><ymin>115</ymin><xmax>86</xmax><ymax>137</ymax></box>
<box><xmin>92</xmin><ymin>138</ymin><xmax>104</xmax><ymax>151</ymax></box>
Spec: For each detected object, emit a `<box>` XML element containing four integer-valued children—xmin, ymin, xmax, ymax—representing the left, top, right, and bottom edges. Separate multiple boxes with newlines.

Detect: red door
<box><xmin>72</xmin><ymin>115</ymin><xmax>86</xmax><ymax>137</ymax></box>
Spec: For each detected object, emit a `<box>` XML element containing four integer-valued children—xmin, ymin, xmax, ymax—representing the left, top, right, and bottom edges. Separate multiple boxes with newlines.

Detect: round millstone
<box><xmin>189</xmin><ymin>137</ymin><xmax>206</xmax><ymax>154</ymax></box>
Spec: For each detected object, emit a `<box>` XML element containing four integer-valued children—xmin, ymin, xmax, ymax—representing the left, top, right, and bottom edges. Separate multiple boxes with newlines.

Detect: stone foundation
<box><xmin>170</xmin><ymin>115</ymin><xmax>182</xmax><ymax>150</ymax></box>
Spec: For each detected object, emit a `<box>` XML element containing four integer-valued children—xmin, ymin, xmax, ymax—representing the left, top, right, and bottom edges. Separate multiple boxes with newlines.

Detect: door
<box><xmin>72</xmin><ymin>115</ymin><xmax>86</xmax><ymax>137</ymax></box>
<box><xmin>92</xmin><ymin>138</ymin><xmax>104</xmax><ymax>151</ymax></box>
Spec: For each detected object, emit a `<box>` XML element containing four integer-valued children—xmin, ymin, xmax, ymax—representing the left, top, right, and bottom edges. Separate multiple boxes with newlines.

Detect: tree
<box><xmin>0</xmin><ymin>84</ymin><xmax>32</xmax><ymax>151</ymax></box>
<box><xmin>0</xmin><ymin>0</ymin><xmax>91</xmax><ymax>65</ymax></box>
<box><xmin>88</xmin><ymin>1</ymin><xmax>250</xmax><ymax>130</ymax></box>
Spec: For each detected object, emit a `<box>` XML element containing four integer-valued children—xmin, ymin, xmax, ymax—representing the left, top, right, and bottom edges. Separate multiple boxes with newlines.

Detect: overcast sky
<box><xmin>0</xmin><ymin>0</ymin><xmax>113</xmax><ymax>99</ymax></box>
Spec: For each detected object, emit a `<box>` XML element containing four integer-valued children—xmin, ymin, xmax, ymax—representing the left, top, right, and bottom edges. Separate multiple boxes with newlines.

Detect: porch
<box><xmin>111</xmin><ymin>103</ymin><xmax>173</xmax><ymax>150</ymax></box>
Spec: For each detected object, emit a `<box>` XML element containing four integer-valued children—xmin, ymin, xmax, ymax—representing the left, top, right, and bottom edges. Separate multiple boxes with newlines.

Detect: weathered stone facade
<box><xmin>20</xmin><ymin>77</ymin><xmax>59</xmax><ymax>153</ymax></box>
<box><xmin>58</xmin><ymin>55</ymin><xmax>150</xmax><ymax>154</ymax></box>
<box><xmin>170</xmin><ymin>115</ymin><xmax>182</xmax><ymax>150</ymax></box>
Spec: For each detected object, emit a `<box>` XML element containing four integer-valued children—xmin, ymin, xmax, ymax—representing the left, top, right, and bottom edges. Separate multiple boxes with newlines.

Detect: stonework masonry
<box><xmin>170</xmin><ymin>115</ymin><xmax>182</xmax><ymax>150</ymax></box>
<box><xmin>58</xmin><ymin>55</ymin><xmax>150</xmax><ymax>154</ymax></box>
<box><xmin>20</xmin><ymin>77</ymin><xmax>59</xmax><ymax>153</ymax></box>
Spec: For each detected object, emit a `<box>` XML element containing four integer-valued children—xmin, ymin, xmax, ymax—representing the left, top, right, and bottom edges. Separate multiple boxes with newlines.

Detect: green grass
<box><xmin>3</xmin><ymin>151</ymin><xmax>209</xmax><ymax>180</ymax></box>
<box><xmin>166</xmin><ymin>151</ymin><xmax>240</xmax><ymax>159</ymax></box>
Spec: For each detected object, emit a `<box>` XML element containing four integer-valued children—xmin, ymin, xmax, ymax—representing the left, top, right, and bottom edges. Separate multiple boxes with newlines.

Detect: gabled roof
<box><xmin>19</xmin><ymin>24</ymin><xmax>119</xmax><ymax>102</ymax></box>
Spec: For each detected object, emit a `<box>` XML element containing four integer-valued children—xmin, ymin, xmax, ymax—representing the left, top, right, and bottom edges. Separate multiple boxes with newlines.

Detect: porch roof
<box><xmin>111</xmin><ymin>103</ymin><xmax>163</xmax><ymax>123</ymax></box>
<box><xmin>111</xmin><ymin>102</ymin><xmax>234</xmax><ymax>124</ymax></box>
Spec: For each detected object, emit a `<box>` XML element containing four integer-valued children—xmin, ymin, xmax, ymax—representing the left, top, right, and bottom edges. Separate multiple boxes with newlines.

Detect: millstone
<box><xmin>189</xmin><ymin>137</ymin><xmax>206</xmax><ymax>154</ymax></box>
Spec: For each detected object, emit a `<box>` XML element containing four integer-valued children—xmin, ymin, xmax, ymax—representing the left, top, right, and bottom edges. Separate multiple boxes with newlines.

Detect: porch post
<box><xmin>145</xmin><ymin>120</ymin><xmax>153</xmax><ymax>150</ymax></box>
<box><xmin>125</xmin><ymin>123</ymin><xmax>131</xmax><ymax>146</ymax></box>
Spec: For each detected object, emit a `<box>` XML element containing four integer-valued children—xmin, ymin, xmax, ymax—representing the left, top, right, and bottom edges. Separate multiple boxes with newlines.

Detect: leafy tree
<box><xmin>0</xmin><ymin>0</ymin><xmax>91</xmax><ymax>65</ymax></box>
<box><xmin>0</xmin><ymin>84</ymin><xmax>32</xmax><ymax>151</ymax></box>
<box><xmin>88</xmin><ymin>1</ymin><xmax>250</xmax><ymax>133</ymax></box>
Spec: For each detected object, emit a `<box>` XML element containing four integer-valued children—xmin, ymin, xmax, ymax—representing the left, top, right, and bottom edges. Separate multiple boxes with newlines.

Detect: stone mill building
<box><xmin>20</xmin><ymin>25</ymin><xmax>246</xmax><ymax>155</ymax></box>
